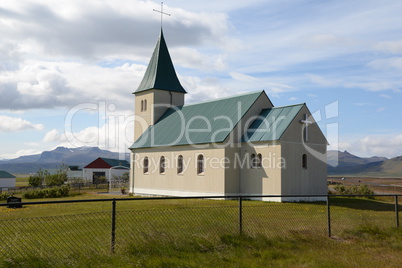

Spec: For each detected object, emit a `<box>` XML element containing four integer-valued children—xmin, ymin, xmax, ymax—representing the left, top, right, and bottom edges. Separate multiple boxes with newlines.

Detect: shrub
<box><xmin>45</xmin><ymin>173</ymin><xmax>67</xmax><ymax>186</ymax></box>
<box><xmin>28</xmin><ymin>175</ymin><xmax>44</xmax><ymax>187</ymax></box>
<box><xmin>121</xmin><ymin>172</ymin><xmax>129</xmax><ymax>182</ymax></box>
<box><xmin>95</xmin><ymin>176</ymin><xmax>107</xmax><ymax>184</ymax></box>
<box><xmin>333</xmin><ymin>184</ymin><xmax>374</xmax><ymax>199</ymax></box>
<box><xmin>22</xmin><ymin>185</ymin><xmax>70</xmax><ymax>199</ymax></box>
<box><xmin>0</xmin><ymin>192</ymin><xmax>11</xmax><ymax>201</ymax></box>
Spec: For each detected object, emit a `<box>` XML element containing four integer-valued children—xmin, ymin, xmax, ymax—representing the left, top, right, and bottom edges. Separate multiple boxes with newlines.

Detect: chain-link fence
<box><xmin>0</xmin><ymin>195</ymin><xmax>400</xmax><ymax>264</ymax></box>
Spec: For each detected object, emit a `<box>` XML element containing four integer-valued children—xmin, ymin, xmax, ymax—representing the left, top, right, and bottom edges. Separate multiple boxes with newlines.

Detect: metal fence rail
<box><xmin>0</xmin><ymin>194</ymin><xmax>400</xmax><ymax>264</ymax></box>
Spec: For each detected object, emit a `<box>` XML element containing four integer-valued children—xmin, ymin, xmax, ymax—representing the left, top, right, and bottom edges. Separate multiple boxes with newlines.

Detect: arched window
<box><xmin>197</xmin><ymin>154</ymin><xmax>204</xmax><ymax>174</ymax></box>
<box><xmin>160</xmin><ymin>156</ymin><xmax>165</xmax><ymax>174</ymax></box>
<box><xmin>140</xmin><ymin>100</ymin><xmax>144</xmax><ymax>112</ymax></box>
<box><xmin>143</xmin><ymin>157</ymin><xmax>149</xmax><ymax>174</ymax></box>
<box><xmin>257</xmin><ymin>154</ymin><xmax>262</xmax><ymax>168</ymax></box>
<box><xmin>177</xmin><ymin>155</ymin><xmax>183</xmax><ymax>174</ymax></box>
<box><xmin>144</xmin><ymin>99</ymin><xmax>147</xmax><ymax>111</ymax></box>
<box><xmin>302</xmin><ymin>154</ymin><xmax>307</xmax><ymax>169</ymax></box>
<box><xmin>250</xmin><ymin>154</ymin><xmax>256</xmax><ymax>168</ymax></box>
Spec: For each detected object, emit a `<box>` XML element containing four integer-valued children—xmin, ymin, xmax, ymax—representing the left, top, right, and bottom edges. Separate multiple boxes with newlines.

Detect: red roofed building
<box><xmin>83</xmin><ymin>157</ymin><xmax>129</xmax><ymax>183</ymax></box>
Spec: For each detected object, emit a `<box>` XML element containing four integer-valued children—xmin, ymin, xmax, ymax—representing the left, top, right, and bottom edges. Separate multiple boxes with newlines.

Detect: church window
<box><xmin>197</xmin><ymin>154</ymin><xmax>204</xmax><ymax>174</ymax></box>
<box><xmin>141</xmin><ymin>100</ymin><xmax>144</xmax><ymax>112</ymax></box>
<box><xmin>250</xmin><ymin>154</ymin><xmax>256</xmax><ymax>168</ymax></box>
<box><xmin>144</xmin><ymin>99</ymin><xmax>147</xmax><ymax>111</ymax></box>
<box><xmin>302</xmin><ymin>154</ymin><xmax>307</xmax><ymax>169</ymax></box>
<box><xmin>177</xmin><ymin>155</ymin><xmax>183</xmax><ymax>174</ymax></box>
<box><xmin>257</xmin><ymin>154</ymin><xmax>262</xmax><ymax>168</ymax></box>
<box><xmin>160</xmin><ymin>156</ymin><xmax>166</xmax><ymax>174</ymax></box>
<box><xmin>143</xmin><ymin>157</ymin><xmax>149</xmax><ymax>174</ymax></box>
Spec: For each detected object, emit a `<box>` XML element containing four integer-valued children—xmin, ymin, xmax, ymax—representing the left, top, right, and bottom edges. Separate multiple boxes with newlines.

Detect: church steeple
<box><xmin>135</xmin><ymin>30</ymin><xmax>186</xmax><ymax>94</ymax></box>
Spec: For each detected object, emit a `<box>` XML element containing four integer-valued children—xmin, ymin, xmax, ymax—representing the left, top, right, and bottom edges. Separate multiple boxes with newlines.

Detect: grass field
<box><xmin>15</xmin><ymin>176</ymin><xmax>30</xmax><ymax>187</ymax></box>
<box><xmin>0</xmin><ymin>193</ymin><xmax>401</xmax><ymax>267</ymax></box>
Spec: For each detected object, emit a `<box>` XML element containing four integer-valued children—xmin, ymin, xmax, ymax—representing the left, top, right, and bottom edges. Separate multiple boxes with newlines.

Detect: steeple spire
<box><xmin>135</xmin><ymin>30</ymin><xmax>187</xmax><ymax>94</ymax></box>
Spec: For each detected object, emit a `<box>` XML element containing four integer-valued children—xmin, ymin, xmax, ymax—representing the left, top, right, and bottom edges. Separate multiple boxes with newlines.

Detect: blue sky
<box><xmin>0</xmin><ymin>0</ymin><xmax>401</xmax><ymax>159</ymax></box>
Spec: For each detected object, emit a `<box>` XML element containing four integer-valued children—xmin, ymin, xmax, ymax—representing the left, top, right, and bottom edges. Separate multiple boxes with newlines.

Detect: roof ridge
<box><xmin>266</xmin><ymin>103</ymin><xmax>305</xmax><ymax>109</ymax></box>
<box><xmin>183</xmin><ymin>90</ymin><xmax>264</xmax><ymax>108</ymax></box>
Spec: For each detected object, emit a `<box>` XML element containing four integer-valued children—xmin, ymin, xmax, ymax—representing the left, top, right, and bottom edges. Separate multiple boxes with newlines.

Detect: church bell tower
<box><xmin>133</xmin><ymin>29</ymin><xmax>187</xmax><ymax>141</ymax></box>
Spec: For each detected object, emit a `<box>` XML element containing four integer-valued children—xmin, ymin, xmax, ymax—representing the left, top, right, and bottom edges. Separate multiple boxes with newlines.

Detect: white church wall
<box><xmin>240</xmin><ymin>142</ymin><xmax>283</xmax><ymax>196</ymax></box>
<box><xmin>280</xmin><ymin>141</ymin><xmax>327</xmax><ymax>196</ymax></box>
<box><xmin>132</xmin><ymin>144</ymin><xmax>227</xmax><ymax>196</ymax></box>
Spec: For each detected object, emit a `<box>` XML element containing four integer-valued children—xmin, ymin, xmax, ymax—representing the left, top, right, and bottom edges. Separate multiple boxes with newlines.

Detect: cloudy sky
<box><xmin>1</xmin><ymin>0</ymin><xmax>402</xmax><ymax>160</ymax></box>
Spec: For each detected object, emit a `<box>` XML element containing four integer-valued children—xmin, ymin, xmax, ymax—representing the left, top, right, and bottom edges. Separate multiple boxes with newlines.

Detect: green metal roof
<box><xmin>241</xmin><ymin>104</ymin><xmax>304</xmax><ymax>142</ymax></box>
<box><xmin>101</xmin><ymin>158</ymin><xmax>130</xmax><ymax>169</ymax></box>
<box><xmin>130</xmin><ymin>91</ymin><xmax>264</xmax><ymax>149</ymax></box>
<box><xmin>135</xmin><ymin>30</ymin><xmax>187</xmax><ymax>94</ymax></box>
<box><xmin>0</xmin><ymin>170</ymin><xmax>15</xmax><ymax>179</ymax></box>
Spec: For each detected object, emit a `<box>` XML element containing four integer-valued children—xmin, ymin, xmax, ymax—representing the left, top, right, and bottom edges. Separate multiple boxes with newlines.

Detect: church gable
<box><xmin>280</xmin><ymin>105</ymin><xmax>328</xmax><ymax>145</ymax></box>
<box><xmin>241</xmin><ymin>104</ymin><xmax>304</xmax><ymax>143</ymax></box>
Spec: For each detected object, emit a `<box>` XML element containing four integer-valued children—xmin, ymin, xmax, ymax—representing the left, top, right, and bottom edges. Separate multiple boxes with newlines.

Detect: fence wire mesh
<box><xmin>0</xmin><ymin>195</ymin><xmax>400</xmax><ymax>265</ymax></box>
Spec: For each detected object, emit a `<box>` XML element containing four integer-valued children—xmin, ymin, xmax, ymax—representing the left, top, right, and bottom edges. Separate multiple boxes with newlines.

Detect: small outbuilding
<box><xmin>83</xmin><ymin>157</ymin><xmax>130</xmax><ymax>184</ymax></box>
<box><xmin>0</xmin><ymin>170</ymin><xmax>16</xmax><ymax>189</ymax></box>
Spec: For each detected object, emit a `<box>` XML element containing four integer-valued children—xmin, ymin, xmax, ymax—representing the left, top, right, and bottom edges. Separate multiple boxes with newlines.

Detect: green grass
<box><xmin>0</xmin><ymin>194</ymin><xmax>401</xmax><ymax>267</ymax></box>
<box><xmin>2</xmin><ymin>230</ymin><xmax>401</xmax><ymax>267</ymax></box>
<box><xmin>15</xmin><ymin>176</ymin><xmax>29</xmax><ymax>187</ymax></box>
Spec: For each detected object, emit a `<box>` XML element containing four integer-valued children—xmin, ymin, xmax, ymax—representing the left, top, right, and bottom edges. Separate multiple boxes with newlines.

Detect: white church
<box><xmin>128</xmin><ymin>30</ymin><xmax>327</xmax><ymax>201</ymax></box>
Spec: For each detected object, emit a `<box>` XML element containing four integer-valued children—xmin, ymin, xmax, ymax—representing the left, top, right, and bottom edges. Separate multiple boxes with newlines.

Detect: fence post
<box><xmin>327</xmin><ymin>196</ymin><xmax>331</xmax><ymax>237</ymax></box>
<box><xmin>395</xmin><ymin>195</ymin><xmax>399</xmax><ymax>228</ymax></box>
<box><xmin>239</xmin><ymin>197</ymin><xmax>243</xmax><ymax>235</ymax></box>
<box><xmin>111</xmin><ymin>199</ymin><xmax>116</xmax><ymax>254</ymax></box>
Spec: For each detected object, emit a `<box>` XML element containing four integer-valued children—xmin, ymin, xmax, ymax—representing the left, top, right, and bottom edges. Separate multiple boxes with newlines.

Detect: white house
<box><xmin>83</xmin><ymin>157</ymin><xmax>130</xmax><ymax>183</ymax></box>
<box><xmin>0</xmin><ymin>170</ymin><xmax>16</xmax><ymax>190</ymax></box>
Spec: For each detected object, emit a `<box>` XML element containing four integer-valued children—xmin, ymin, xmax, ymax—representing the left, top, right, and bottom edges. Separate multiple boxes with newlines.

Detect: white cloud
<box><xmin>42</xmin><ymin>129</ymin><xmax>66</xmax><ymax>143</ymax></box>
<box><xmin>0</xmin><ymin>0</ymin><xmax>238</xmax><ymax>111</ymax></box>
<box><xmin>374</xmin><ymin>40</ymin><xmax>402</xmax><ymax>54</ymax></box>
<box><xmin>1</xmin><ymin>149</ymin><xmax>43</xmax><ymax>160</ymax></box>
<box><xmin>0</xmin><ymin>0</ymin><xmax>233</xmax><ymax>61</ymax></box>
<box><xmin>339</xmin><ymin>134</ymin><xmax>402</xmax><ymax>158</ymax></box>
<box><xmin>0</xmin><ymin>115</ymin><xmax>43</xmax><ymax>132</ymax></box>
<box><xmin>379</xmin><ymin>94</ymin><xmax>392</xmax><ymax>99</ymax></box>
<box><xmin>42</xmin><ymin>108</ymin><xmax>134</xmax><ymax>156</ymax></box>
<box><xmin>0</xmin><ymin>61</ymin><xmax>142</xmax><ymax>110</ymax></box>
<box><xmin>345</xmin><ymin>81</ymin><xmax>401</xmax><ymax>92</ymax></box>
<box><xmin>307</xmin><ymin>74</ymin><xmax>341</xmax><ymax>88</ymax></box>
<box><xmin>367</xmin><ymin>57</ymin><xmax>402</xmax><ymax>71</ymax></box>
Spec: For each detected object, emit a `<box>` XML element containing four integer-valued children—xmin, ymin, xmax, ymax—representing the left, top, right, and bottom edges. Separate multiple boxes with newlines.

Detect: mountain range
<box><xmin>328</xmin><ymin>150</ymin><xmax>402</xmax><ymax>177</ymax></box>
<box><xmin>0</xmin><ymin>147</ymin><xmax>129</xmax><ymax>174</ymax></box>
<box><xmin>0</xmin><ymin>147</ymin><xmax>401</xmax><ymax>177</ymax></box>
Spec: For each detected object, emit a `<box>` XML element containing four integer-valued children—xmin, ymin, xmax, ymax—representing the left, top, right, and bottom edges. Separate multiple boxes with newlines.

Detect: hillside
<box><xmin>328</xmin><ymin>150</ymin><xmax>402</xmax><ymax>177</ymax></box>
<box><xmin>327</xmin><ymin>150</ymin><xmax>387</xmax><ymax>167</ymax></box>
<box><xmin>0</xmin><ymin>147</ymin><xmax>129</xmax><ymax>174</ymax></box>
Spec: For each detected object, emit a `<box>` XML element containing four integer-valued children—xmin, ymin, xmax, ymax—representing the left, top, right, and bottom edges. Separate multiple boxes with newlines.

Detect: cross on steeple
<box><xmin>153</xmin><ymin>2</ymin><xmax>171</xmax><ymax>28</ymax></box>
<box><xmin>300</xmin><ymin>114</ymin><xmax>313</xmax><ymax>142</ymax></box>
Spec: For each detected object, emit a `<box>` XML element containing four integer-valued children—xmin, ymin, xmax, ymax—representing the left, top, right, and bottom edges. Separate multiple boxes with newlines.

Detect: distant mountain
<box><xmin>327</xmin><ymin>150</ymin><xmax>388</xmax><ymax>167</ymax></box>
<box><xmin>0</xmin><ymin>146</ymin><xmax>129</xmax><ymax>174</ymax></box>
<box><xmin>328</xmin><ymin>150</ymin><xmax>402</xmax><ymax>177</ymax></box>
